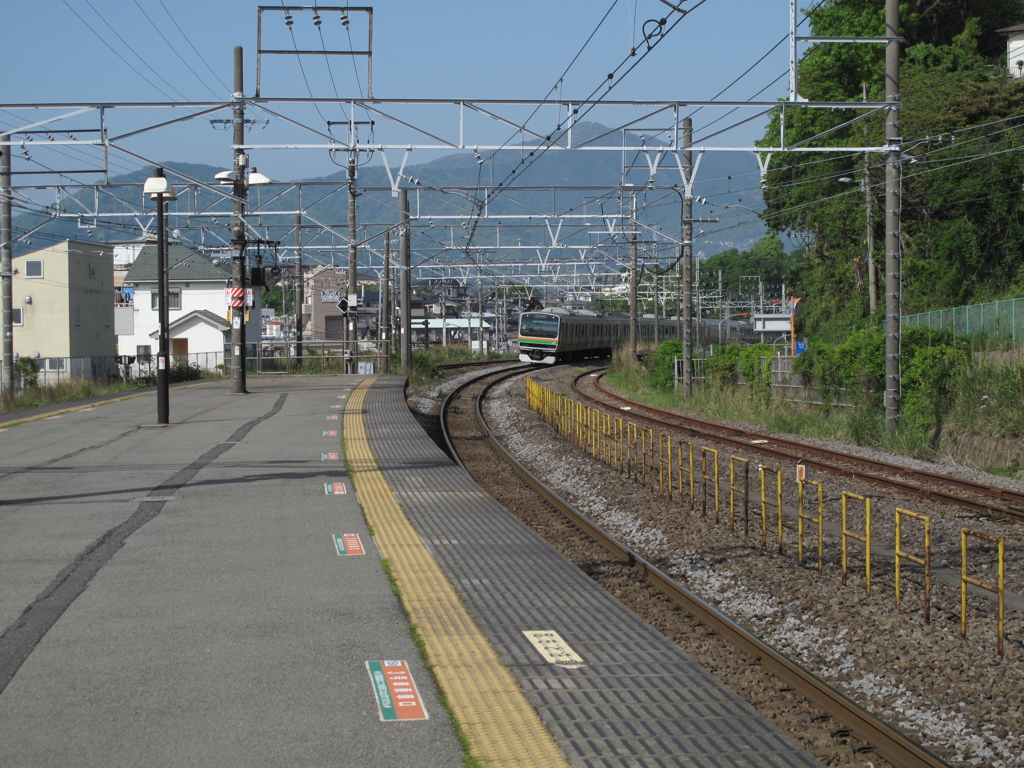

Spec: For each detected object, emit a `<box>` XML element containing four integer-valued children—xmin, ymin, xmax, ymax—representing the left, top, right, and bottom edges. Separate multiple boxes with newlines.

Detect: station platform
<box><xmin>0</xmin><ymin>375</ymin><xmax>822</xmax><ymax>767</ymax></box>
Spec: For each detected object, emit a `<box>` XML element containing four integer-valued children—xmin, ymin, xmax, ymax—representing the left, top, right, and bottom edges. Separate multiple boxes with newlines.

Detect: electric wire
<box><xmin>132</xmin><ymin>0</ymin><xmax>223</xmax><ymax>100</ymax></box>
<box><xmin>156</xmin><ymin>0</ymin><xmax>231</xmax><ymax>94</ymax></box>
<box><xmin>64</xmin><ymin>0</ymin><xmax>189</xmax><ymax>102</ymax></box>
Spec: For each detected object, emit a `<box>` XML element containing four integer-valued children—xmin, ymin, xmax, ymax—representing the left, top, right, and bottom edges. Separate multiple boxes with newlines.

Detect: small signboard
<box><xmin>523</xmin><ymin>630</ymin><xmax>586</xmax><ymax>669</ymax></box>
<box><xmin>322</xmin><ymin>452</ymin><xmax>340</xmax><ymax>461</ymax></box>
<box><xmin>324</xmin><ymin>482</ymin><xmax>347</xmax><ymax>495</ymax></box>
<box><xmin>795</xmin><ymin>341</ymin><xmax>808</xmax><ymax>355</ymax></box>
<box><xmin>366</xmin><ymin>661</ymin><xmax>428</xmax><ymax>721</ymax></box>
<box><xmin>333</xmin><ymin>533</ymin><xmax>364</xmax><ymax>555</ymax></box>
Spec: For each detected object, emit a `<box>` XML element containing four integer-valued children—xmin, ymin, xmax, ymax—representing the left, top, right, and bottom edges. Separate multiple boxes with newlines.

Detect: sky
<box><xmin>1</xmin><ymin>0</ymin><xmax>798</xmax><ymax>189</ymax></box>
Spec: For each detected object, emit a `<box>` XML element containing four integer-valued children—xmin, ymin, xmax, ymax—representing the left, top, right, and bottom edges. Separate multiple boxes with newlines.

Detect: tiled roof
<box><xmin>124</xmin><ymin>243</ymin><xmax>231</xmax><ymax>283</ymax></box>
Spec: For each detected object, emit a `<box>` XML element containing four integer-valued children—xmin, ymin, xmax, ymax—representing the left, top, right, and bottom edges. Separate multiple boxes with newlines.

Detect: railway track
<box><xmin>441</xmin><ymin>366</ymin><xmax>953</xmax><ymax>768</ymax></box>
<box><xmin>574</xmin><ymin>369</ymin><xmax>1024</xmax><ymax>524</ymax></box>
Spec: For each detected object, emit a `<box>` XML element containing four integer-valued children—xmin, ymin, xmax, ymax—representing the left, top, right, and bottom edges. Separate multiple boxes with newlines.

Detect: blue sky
<box><xmin>1</xmin><ymin>0</ymin><xmax>796</xmax><ymax>184</ymax></box>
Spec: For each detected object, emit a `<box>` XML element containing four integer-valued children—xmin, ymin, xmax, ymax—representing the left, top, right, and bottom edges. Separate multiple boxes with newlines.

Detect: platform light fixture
<box><xmin>144</xmin><ymin>167</ymin><xmax>178</xmax><ymax>425</ymax></box>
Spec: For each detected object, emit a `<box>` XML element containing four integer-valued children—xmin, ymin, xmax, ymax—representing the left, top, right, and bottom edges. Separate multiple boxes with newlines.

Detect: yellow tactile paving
<box><xmin>344</xmin><ymin>379</ymin><xmax>571</xmax><ymax>768</ymax></box>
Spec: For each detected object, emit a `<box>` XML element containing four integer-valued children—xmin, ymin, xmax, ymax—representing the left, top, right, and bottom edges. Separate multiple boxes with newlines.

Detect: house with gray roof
<box><xmin>119</xmin><ymin>240</ymin><xmax>259</xmax><ymax>372</ymax></box>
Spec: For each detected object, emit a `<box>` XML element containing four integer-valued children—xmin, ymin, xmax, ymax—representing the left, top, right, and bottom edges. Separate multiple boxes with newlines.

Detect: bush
<box><xmin>14</xmin><ymin>358</ymin><xmax>40</xmax><ymax>388</ymax></box>
<box><xmin>649</xmin><ymin>339</ymin><xmax>684</xmax><ymax>391</ymax></box>
<box><xmin>168</xmin><ymin>362</ymin><xmax>203</xmax><ymax>382</ymax></box>
<box><xmin>705</xmin><ymin>344</ymin><xmax>744</xmax><ymax>387</ymax></box>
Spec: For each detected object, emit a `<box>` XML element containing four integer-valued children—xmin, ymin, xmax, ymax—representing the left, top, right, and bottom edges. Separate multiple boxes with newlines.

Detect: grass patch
<box><xmin>985</xmin><ymin>465</ymin><xmax>1021</xmax><ymax>480</ymax></box>
<box><xmin>0</xmin><ymin>378</ymin><xmax>146</xmax><ymax>414</ymax></box>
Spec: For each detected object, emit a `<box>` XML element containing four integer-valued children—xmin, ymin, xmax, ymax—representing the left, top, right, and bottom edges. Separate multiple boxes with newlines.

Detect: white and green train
<box><xmin>518</xmin><ymin>310</ymin><xmax>677</xmax><ymax>364</ymax></box>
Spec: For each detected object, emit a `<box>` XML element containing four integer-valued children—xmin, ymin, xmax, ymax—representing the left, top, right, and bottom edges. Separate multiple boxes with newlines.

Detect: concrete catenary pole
<box><xmin>382</xmin><ymin>234</ymin><xmax>391</xmax><ymax>373</ymax></box>
<box><xmin>682</xmin><ymin>117</ymin><xmax>694</xmax><ymax>397</ymax></box>
<box><xmin>399</xmin><ymin>188</ymin><xmax>411</xmax><ymax>373</ymax></box>
<box><xmin>230</xmin><ymin>46</ymin><xmax>248</xmax><ymax>394</ymax></box>
<box><xmin>1</xmin><ymin>133</ymin><xmax>13</xmax><ymax>396</ymax></box>
<box><xmin>629</xmin><ymin>193</ymin><xmax>638</xmax><ymax>361</ymax></box>
<box><xmin>862</xmin><ymin>83</ymin><xmax>877</xmax><ymax>317</ymax></box>
<box><xmin>347</xmin><ymin>155</ymin><xmax>358</xmax><ymax>373</ymax></box>
<box><xmin>884</xmin><ymin>0</ymin><xmax>901</xmax><ymax>435</ymax></box>
<box><xmin>295</xmin><ymin>213</ymin><xmax>303</xmax><ymax>365</ymax></box>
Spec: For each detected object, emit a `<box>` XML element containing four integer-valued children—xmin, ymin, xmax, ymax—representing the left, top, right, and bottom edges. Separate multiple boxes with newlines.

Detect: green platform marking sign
<box><xmin>323</xmin><ymin>430</ymin><xmax>338</xmax><ymax>437</ymax></box>
<box><xmin>324</xmin><ymin>482</ymin><xmax>347</xmax><ymax>495</ymax></box>
<box><xmin>322</xmin><ymin>452</ymin><xmax>340</xmax><ymax>461</ymax></box>
<box><xmin>366</xmin><ymin>661</ymin><xmax>427</xmax><ymax>721</ymax></box>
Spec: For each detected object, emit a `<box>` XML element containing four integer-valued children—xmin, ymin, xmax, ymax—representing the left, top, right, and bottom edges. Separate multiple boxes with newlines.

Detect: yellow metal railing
<box><xmin>895</xmin><ymin>508</ymin><xmax>932</xmax><ymax>623</ymax></box>
<box><xmin>841</xmin><ymin>491</ymin><xmax>872</xmax><ymax>595</ymax></box>
<box><xmin>524</xmin><ymin>377</ymin><xmax>1013</xmax><ymax>655</ymax></box>
<box><xmin>701</xmin><ymin>447</ymin><xmax>720</xmax><ymax>520</ymax></box>
<box><xmin>676</xmin><ymin>439</ymin><xmax>695</xmax><ymax>509</ymax></box>
<box><xmin>759</xmin><ymin>465</ymin><xmax>783</xmax><ymax>551</ymax></box>
<box><xmin>960</xmin><ymin>529</ymin><xmax>1005</xmax><ymax>656</ymax></box>
<box><xmin>797</xmin><ymin>478</ymin><xmax>824</xmax><ymax>572</ymax></box>
<box><xmin>729</xmin><ymin>456</ymin><xmax>750</xmax><ymax>534</ymax></box>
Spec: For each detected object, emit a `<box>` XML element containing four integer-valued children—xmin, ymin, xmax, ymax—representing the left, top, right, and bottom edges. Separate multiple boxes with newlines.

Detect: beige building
<box><xmin>12</xmin><ymin>239</ymin><xmax>116</xmax><ymax>379</ymax></box>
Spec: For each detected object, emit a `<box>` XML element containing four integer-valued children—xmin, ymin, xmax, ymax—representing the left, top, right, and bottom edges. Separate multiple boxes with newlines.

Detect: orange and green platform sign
<box><xmin>332</xmin><ymin>533</ymin><xmax>364</xmax><ymax>555</ymax></box>
<box><xmin>366</xmin><ymin>660</ymin><xmax>428</xmax><ymax>721</ymax></box>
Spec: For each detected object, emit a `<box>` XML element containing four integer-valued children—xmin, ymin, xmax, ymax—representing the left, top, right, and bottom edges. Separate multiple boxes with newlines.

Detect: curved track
<box><xmin>442</xmin><ymin>367</ymin><xmax>952</xmax><ymax>768</ymax></box>
<box><xmin>574</xmin><ymin>369</ymin><xmax>1024</xmax><ymax>524</ymax></box>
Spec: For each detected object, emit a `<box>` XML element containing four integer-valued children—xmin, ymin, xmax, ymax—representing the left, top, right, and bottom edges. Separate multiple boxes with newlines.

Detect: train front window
<box><xmin>520</xmin><ymin>313</ymin><xmax>559</xmax><ymax>339</ymax></box>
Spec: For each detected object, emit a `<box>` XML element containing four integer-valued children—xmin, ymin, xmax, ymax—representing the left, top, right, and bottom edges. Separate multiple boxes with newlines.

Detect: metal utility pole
<box><xmin>230</xmin><ymin>46</ymin><xmax>248</xmax><ymax>394</ymax></box>
<box><xmin>294</xmin><ymin>213</ymin><xmax>303</xmax><ymax>365</ymax></box>
<box><xmin>629</xmin><ymin>193</ymin><xmax>638</xmax><ymax>361</ymax></box>
<box><xmin>347</xmin><ymin>155</ymin><xmax>358</xmax><ymax>373</ymax></box>
<box><xmin>884</xmin><ymin>0</ymin><xmax>901</xmax><ymax>435</ymax></box>
<box><xmin>863</xmin><ymin>83</ymin><xmax>877</xmax><ymax>317</ymax></box>
<box><xmin>382</xmin><ymin>234</ymin><xmax>390</xmax><ymax>373</ymax></box>
<box><xmin>1</xmin><ymin>133</ymin><xmax>12</xmax><ymax>397</ymax></box>
<box><xmin>399</xmin><ymin>189</ymin><xmax>411</xmax><ymax>373</ymax></box>
<box><xmin>682</xmin><ymin>118</ymin><xmax>694</xmax><ymax>397</ymax></box>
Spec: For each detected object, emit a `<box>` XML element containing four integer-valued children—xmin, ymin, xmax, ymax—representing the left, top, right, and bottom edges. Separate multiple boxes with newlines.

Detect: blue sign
<box><xmin>795</xmin><ymin>342</ymin><xmax>807</xmax><ymax>355</ymax></box>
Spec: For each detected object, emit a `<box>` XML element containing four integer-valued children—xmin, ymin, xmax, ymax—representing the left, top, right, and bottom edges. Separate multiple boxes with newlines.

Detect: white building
<box><xmin>119</xmin><ymin>241</ymin><xmax>259</xmax><ymax>372</ymax></box>
<box><xmin>997</xmin><ymin>23</ymin><xmax>1024</xmax><ymax>76</ymax></box>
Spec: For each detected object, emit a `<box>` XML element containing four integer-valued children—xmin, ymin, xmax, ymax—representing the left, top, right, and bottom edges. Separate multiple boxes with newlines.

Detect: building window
<box><xmin>137</xmin><ymin>345</ymin><xmax>152</xmax><ymax>363</ymax></box>
<box><xmin>151</xmin><ymin>288</ymin><xmax>182</xmax><ymax>311</ymax></box>
<box><xmin>12</xmin><ymin>307</ymin><xmax>23</xmax><ymax>326</ymax></box>
<box><xmin>43</xmin><ymin>358</ymin><xmax>66</xmax><ymax>372</ymax></box>
<box><xmin>25</xmin><ymin>260</ymin><xmax>43</xmax><ymax>278</ymax></box>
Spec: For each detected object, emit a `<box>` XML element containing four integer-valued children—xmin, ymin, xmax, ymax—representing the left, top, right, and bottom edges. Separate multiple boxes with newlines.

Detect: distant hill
<box><xmin>11</xmin><ymin>124</ymin><xmax>767</xmax><ymax>264</ymax></box>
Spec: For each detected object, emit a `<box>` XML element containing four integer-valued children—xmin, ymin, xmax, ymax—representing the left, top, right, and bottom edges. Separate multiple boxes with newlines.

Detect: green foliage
<box><xmin>14</xmin><ymin>358</ymin><xmax>40</xmax><ymax>388</ymax></box>
<box><xmin>698</xmin><ymin>235</ymin><xmax>802</xmax><ymax>299</ymax></box>
<box><xmin>168</xmin><ymin>362</ymin><xmax>204</xmax><ymax>382</ymax></box>
<box><xmin>737</xmin><ymin>343</ymin><xmax>778</xmax><ymax>392</ymax></box>
<box><xmin>759</xmin><ymin>1</ymin><xmax>1024</xmax><ymax>339</ymax></box>
<box><xmin>705</xmin><ymin>344</ymin><xmax>743</xmax><ymax>386</ymax></box>
<box><xmin>649</xmin><ymin>339</ymin><xmax>684</xmax><ymax>391</ymax></box>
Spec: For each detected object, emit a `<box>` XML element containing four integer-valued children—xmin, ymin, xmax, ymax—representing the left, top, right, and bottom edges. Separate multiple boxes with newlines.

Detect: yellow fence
<box><xmin>524</xmin><ymin>377</ymin><xmax>1009</xmax><ymax>654</ymax></box>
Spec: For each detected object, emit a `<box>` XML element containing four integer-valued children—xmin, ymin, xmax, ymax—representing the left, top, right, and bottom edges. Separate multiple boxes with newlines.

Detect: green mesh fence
<box><xmin>902</xmin><ymin>298</ymin><xmax>1024</xmax><ymax>347</ymax></box>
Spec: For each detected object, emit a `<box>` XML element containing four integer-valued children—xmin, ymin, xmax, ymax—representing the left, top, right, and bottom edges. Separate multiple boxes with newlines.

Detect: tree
<box><xmin>759</xmin><ymin>0</ymin><xmax>1024</xmax><ymax>341</ymax></box>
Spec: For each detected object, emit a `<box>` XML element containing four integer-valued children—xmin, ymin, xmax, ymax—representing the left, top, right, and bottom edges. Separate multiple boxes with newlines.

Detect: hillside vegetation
<box><xmin>759</xmin><ymin>0</ymin><xmax>1024</xmax><ymax>342</ymax></box>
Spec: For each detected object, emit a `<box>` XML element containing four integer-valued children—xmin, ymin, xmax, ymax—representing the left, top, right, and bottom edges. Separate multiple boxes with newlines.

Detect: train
<box><xmin>518</xmin><ymin>309</ymin><xmax>680</xmax><ymax>364</ymax></box>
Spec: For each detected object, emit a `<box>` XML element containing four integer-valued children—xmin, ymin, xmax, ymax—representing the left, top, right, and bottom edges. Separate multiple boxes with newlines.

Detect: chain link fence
<box><xmin>902</xmin><ymin>298</ymin><xmax>1024</xmax><ymax>348</ymax></box>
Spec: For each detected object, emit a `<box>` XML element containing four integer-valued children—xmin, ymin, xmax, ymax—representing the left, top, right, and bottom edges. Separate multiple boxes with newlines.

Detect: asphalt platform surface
<box><xmin>0</xmin><ymin>376</ymin><xmax>462</xmax><ymax>767</ymax></box>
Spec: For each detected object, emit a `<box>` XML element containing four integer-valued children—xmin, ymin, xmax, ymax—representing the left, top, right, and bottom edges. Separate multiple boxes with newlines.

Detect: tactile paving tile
<box><xmin>360</xmin><ymin>375</ymin><xmax>822</xmax><ymax>767</ymax></box>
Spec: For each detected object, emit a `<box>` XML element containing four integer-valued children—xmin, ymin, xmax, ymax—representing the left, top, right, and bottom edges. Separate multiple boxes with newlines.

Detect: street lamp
<box><xmin>143</xmin><ymin>167</ymin><xmax>177</xmax><ymax>424</ymax></box>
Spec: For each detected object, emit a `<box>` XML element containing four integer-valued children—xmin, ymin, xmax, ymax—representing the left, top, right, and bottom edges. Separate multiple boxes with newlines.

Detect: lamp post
<box><xmin>143</xmin><ymin>167</ymin><xmax>177</xmax><ymax>424</ymax></box>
